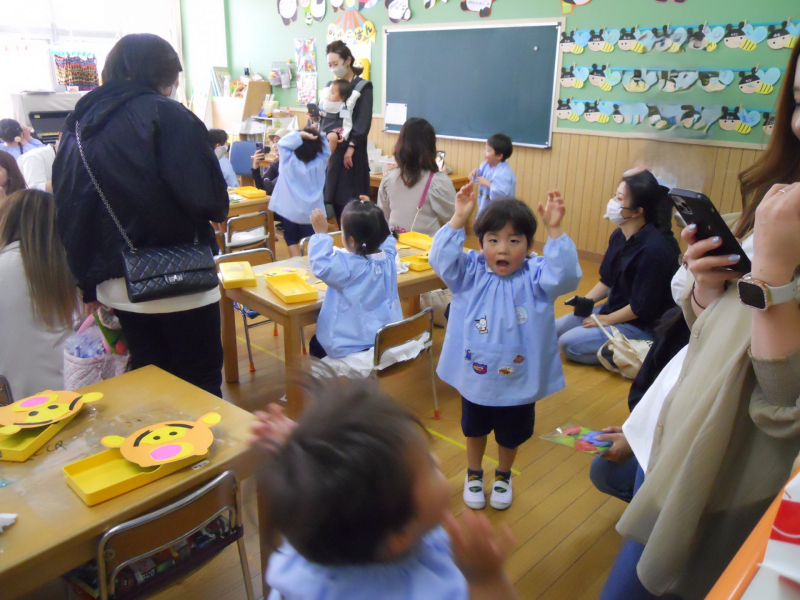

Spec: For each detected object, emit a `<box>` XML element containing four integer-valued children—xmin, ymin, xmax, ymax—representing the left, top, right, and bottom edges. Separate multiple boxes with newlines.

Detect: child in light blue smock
<box><xmin>471</xmin><ymin>133</ymin><xmax>517</xmax><ymax>215</ymax></box>
<box><xmin>268</xmin><ymin>127</ymin><xmax>331</xmax><ymax>256</ymax></box>
<box><xmin>307</xmin><ymin>199</ymin><xmax>402</xmax><ymax>359</ymax></box>
<box><xmin>250</xmin><ymin>375</ymin><xmax>518</xmax><ymax>600</ymax></box>
<box><xmin>430</xmin><ymin>187</ymin><xmax>581</xmax><ymax>511</ymax></box>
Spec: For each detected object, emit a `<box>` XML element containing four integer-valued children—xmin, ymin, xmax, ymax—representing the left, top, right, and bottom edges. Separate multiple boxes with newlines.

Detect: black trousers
<box><xmin>308</xmin><ymin>334</ymin><xmax>328</xmax><ymax>359</ymax></box>
<box><xmin>115</xmin><ymin>303</ymin><xmax>224</xmax><ymax>397</ymax></box>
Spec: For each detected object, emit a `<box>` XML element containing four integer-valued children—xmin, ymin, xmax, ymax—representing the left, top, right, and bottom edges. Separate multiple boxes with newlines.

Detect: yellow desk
<box><xmin>0</xmin><ymin>367</ymin><xmax>256</xmax><ymax>599</ymax></box>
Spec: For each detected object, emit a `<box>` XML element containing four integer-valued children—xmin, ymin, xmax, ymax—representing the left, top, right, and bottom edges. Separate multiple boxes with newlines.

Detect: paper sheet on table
<box><xmin>760</xmin><ymin>471</ymin><xmax>800</xmax><ymax>585</ymax></box>
<box><xmin>384</xmin><ymin>103</ymin><xmax>407</xmax><ymax>126</ymax></box>
<box><xmin>0</xmin><ymin>514</ymin><xmax>16</xmax><ymax>533</ymax></box>
<box><xmin>312</xmin><ymin>332</ymin><xmax>429</xmax><ymax>379</ymax></box>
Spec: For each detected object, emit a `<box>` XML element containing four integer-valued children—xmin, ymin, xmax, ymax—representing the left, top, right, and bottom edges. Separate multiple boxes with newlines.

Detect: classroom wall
<box><xmin>180</xmin><ymin>0</ymin><xmax>228</xmax><ymax>99</ymax></box>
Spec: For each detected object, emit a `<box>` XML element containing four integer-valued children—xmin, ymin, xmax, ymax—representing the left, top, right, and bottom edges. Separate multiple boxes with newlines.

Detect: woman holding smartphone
<box><xmin>597</xmin><ymin>43</ymin><xmax>800</xmax><ymax>600</ymax></box>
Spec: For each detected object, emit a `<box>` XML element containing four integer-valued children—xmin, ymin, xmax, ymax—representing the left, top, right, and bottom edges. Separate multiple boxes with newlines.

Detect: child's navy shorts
<box><xmin>277</xmin><ymin>216</ymin><xmax>315</xmax><ymax>247</ymax></box>
<box><xmin>461</xmin><ymin>397</ymin><xmax>535</xmax><ymax>449</ymax></box>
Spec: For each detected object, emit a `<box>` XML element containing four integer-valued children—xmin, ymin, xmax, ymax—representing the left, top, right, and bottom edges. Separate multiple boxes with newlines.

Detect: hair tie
<box><xmin>361</xmin><ymin>243</ymin><xmax>367</xmax><ymax>248</ymax></box>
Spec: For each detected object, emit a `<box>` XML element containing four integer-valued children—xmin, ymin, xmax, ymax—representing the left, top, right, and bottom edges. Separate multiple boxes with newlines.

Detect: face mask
<box><xmin>604</xmin><ymin>198</ymin><xmax>628</xmax><ymax>226</ymax></box>
<box><xmin>331</xmin><ymin>64</ymin><xmax>348</xmax><ymax>78</ymax></box>
<box><xmin>214</xmin><ymin>145</ymin><xmax>228</xmax><ymax>160</ymax></box>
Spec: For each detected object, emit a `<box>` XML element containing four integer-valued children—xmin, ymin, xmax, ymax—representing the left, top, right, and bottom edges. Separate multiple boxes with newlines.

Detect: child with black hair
<box><xmin>318</xmin><ymin>79</ymin><xmax>360</xmax><ymax>155</ymax></box>
<box><xmin>307</xmin><ymin>198</ymin><xmax>402</xmax><ymax>359</ymax></box>
<box><xmin>268</xmin><ymin>126</ymin><xmax>331</xmax><ymax>257</ymax></box>
<box><xmin>207</xmin><ymin>128</ymin><xmax>238</xmax><ymax>187</ymax></box>
<box><xmin>430</xmin><ymin>186</ymin><xmax>581</xmax><ymax>510</ymax></box>
<box><xmin>251</xmin><ymin>375</ymin><xmax>518</xmax><ymax>600</ymax></box>
<box><xmin>471</xmin><ymin>133</ymin><xmax>517</xmax><ymax>215</ymax></box>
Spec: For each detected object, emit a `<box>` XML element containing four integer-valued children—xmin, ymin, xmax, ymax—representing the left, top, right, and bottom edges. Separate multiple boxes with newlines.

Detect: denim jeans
<box><xmin>590</xmin><ymin>455</ymin><xmax>639</xmax><ymax>503</ymax></box>
<box><xmin>555</xmin><ymin>307</ymin><xmax>655</xmax><ymax>365</ymax></box>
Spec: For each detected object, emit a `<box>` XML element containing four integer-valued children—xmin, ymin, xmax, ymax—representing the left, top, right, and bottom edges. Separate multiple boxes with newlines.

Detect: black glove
<box><xmin>565</xmin><ymin>296</ymin><xmax>594</xmax><ymax>318</ymax></box>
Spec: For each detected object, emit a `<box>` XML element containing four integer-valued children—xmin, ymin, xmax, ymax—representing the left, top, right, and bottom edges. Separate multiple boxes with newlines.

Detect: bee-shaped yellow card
<box><xmin>100</xmin><ymin>412</ymin><xmax>221</xmax><ymax>468</ymax></box>
<box><xmin>0</xmin><ymin>390</ymin><xmax>103</xmax><ymax>435</ymax></box>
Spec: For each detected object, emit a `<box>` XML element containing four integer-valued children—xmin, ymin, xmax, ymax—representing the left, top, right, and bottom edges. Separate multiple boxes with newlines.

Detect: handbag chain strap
<box><xmin>410</xmin><ymin>171</ymin><xmax>435</xmax><ymax>233</ymax></box>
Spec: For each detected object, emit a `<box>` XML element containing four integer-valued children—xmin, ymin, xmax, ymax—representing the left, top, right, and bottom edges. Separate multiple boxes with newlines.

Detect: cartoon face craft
<box><xmin>0</xmin><ymin>391</ymin><xmax>103</xmax><ymax>435</ymax></box>
<box><xmin>101</xmin><ymin>413</ymin><xmax>221</xmax><ymax>468</ymax></box>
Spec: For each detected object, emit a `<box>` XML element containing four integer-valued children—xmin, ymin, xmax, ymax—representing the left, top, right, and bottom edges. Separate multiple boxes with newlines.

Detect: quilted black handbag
<box><xmin>76</xmin><ymin>121</ymin><xmax>218</xmax><ymax>303</ymax></box>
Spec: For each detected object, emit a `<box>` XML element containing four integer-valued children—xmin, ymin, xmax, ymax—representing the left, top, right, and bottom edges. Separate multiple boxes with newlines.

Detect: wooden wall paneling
<box><xmin>577</xmin><ymin>136</ymin><xmax>600</xmax><ymax>252</ymax></box>
<box><xmin>593</xmin><ymin>137</ymin><xmax>619</xmax><ymax>255</ymax></box>
<box><xmin>708</xmin><ymin>147</ymin><xmax>731</xmax><ymax>212</ymax></box>
<box><xmin>586</xmin><ymin>136</ymin><xmax>608</xmax><ymax>257</ymax></box>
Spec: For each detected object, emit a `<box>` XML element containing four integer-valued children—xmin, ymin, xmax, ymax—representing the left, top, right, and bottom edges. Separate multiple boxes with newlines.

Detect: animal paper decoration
<box><xmin>101</xmin><ymin>413</ymin><xmax>221</xmax><ymax>468</ymax></box>
<box><xmin>623</xmin><ymin>69</ymin><xmax>658</xmax><ymax>93</ymax></box>
<box><xmin>718</xmin><ymin>106</ymin><xmax>761</xmax><ymax>134</ymax></box>
<box><xmin>423</xmin><ymin>0</ymin><xmax>447</xmax><ymax>7</ymax></box>
<box><xmin>301</xmin><ymin>0</ymin><xmax>326</xmax><ymax>23</ymax></box>
<box><xmin>724</xmin><ymin>22</ymin><xmax>768</xmax><ymax>51</ymax></box>
<box><xmin>763</xmin><ymin>112</ymin><xmax>776</xmax><ymax>135</ymax></box>
<box><xmin>583</xmin><ymin>101</ymin><xmax>615</xmax><ymax>123</ymax></box>
<box><xmin>646</xmin><ymin>105</ymin><xmax>682</xmax><ymax>130</ymax></box>
<box><xmin>660</xmin><ymin>70</ymin><xmax>699</xmax><ymax>93</ymax></box>
<box><xmin>737</xmin><ymin>68</ymin><xmax>781</xmax><ymax>95</ymax></box>
<box><xmin>767</xmin><ymin>21</ymin><xmax>799</xmax><ymax>50</ymax></box>
<box><xmin>588</xmin><ymin>65</ymin><xmax>621</xmax><ymax>92</ymax></box>
<box><xmin>359</xmin><ymin>0</ymin><xmax>380</xmax><ymax>7</ymax></box>
<box><xmin>385</xmin><ymin>0</ymin><xmax>410</xmax><ymax>22</ymax></box>
<box><xmin>617</xmin><ymin>28</ymin><xmax>638</xmax><ymax>51</ymax></box>
<box><xmin>686</xmin><ymin>25</ymin><xmax>725</xmax><ymax>52</ymax></box>
<box><xmin>679</xmin><ymin>105</ymin><xmax>702</xmax><ymax>129</ymax></box>
<box><xmin>588</xmin><ymin>29</ymin><xmax>620</xmax><ymax>53</ymax></box>
<box><xmin>654</xmin><ymin>26</ymin><xmax>688</xmax><ymax>52</ymax></box>
<box><xmin>620</xmin><ymin>103</ymin><xmax>649</xmax><ymax>125</ymax></box>
<box><xmin>698</xmin><ymin>70</ymin><xmax>735</xmax><ymax>93</ymax></box>
<box><xmin>631</xmin><ymin>28</ymin><xmax>658</xmax><ymax>54</ymax></box>
<box><xmin>556</xmin><ymin>98</ymin><xmax>585</xmax><ymax>122</ymax></box>
<box><xmin>560</xmin><ymin>31</ymin><xmax>590</xmax><ymax>54</ymax></box>
<box><xmin>278</xmin><ymin>0</ymin><xmax>299</xmax><ymax>24</ymax></box>
<box><xmin>0</xmin><ymin>391</ymin><xmax>103</xmax><ymax>435</ymax></box>
<box><xmin>560</xmin><ymin>66</ymin><xmax>589</xmax><ymax>88</ymax></box>
<box><xmin>331</xmin><ymin>0</ymin><xmax>345</xmax><ymax>11</ymax></box>
<box><xmin>460</xmin><ymin>0</ymin><xmax>496</xmax><ymax>18</ymax></box>
<box><xmin>561</xmin><ymin>0</ymin><xmax>591</xmax><ymax>15</ymax></box>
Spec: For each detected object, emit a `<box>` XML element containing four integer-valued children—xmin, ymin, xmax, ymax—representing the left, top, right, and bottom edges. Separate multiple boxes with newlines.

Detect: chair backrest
<box><xmin>373</xmin><ymin>307</ymin><xmax>434</xmax><ymax>367</ymax></box>
<box><xmin>215</xmin><ymin>247</ymin><xmax>275</xmax><ymax>268</ymax></box>
<box><xmin>299</xmin><ymin>231</ymin><xmax>344</xmax><ymax>256</ymax></box>
<box><xmin>225</xmin><ymin>212</ymin><xmax>270</xmax><ymax>250</ymax></box>
<box><xmin>97</xmin><ymin>471</ymin><xmax>243</xmax><ymax>599</ymax></box>
<box><xmin>0</xmin><ymin>375</ymin><xmax>12</xmax><ymax>405</ymax></box>
<box><xmin>229</xmin><ymin>141</ymin><xmax>259</xmax><ymax>176</ymax></box>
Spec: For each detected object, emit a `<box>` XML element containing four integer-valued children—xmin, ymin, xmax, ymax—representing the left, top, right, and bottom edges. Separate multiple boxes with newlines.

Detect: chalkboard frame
<box><xmin>381</xmin><ymin>19</ymin><xmax>565</xmax><ymax>149</ymax></box>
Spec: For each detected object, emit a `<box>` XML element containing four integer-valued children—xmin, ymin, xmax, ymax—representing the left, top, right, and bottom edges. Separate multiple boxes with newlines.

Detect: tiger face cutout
<box><xmin>101</xmin><ymin>413</ymin><xmax>221</xmax><ymax>467</ymax></box>
<box><xmin>0</xmin><ymin>391</ymin><xmax>103</xmax><ymax>435</ymax></box>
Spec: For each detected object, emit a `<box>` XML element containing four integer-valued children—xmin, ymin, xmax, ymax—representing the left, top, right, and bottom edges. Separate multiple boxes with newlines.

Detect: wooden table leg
<box><xmin>407</xmin><ymin>294</ymin><xmax>422</xmax><ymax>317</ymax></box>
<box><xmin>221</xmin><ymin>294</ymin><xmax>240</xmax><ymax>383</ymax></box>
<box><xmin>283</xmin><ymin>315</ymin><xmax>305</xmax><ymax>419</ymax></box>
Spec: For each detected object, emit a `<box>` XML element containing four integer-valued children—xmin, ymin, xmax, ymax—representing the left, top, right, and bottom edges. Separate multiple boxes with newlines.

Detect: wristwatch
<box><xmin>737</xmin><ymin>273</ymin><xmax>798</xmax><ymax>311</ymax></box>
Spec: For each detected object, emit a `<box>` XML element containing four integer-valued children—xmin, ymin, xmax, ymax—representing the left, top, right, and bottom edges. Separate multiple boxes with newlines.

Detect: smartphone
<box><xmin>436</xmin><ymin>150</ymin><xmax>446</xmax><ymax>173</ymax></box>
<box><xmin>255</xmin><ymin>142</ymin><xmax>263</xmax><ymax>152</ymax></box>
<box><xmin>306</xmin><ymin>103</ymin><xmax>320</xmax><ymax>118</ymax></box>
<box><xmin>668</xmin><ymin>188</ymin><xmax>751</xmax><ymax>273</ymax></box>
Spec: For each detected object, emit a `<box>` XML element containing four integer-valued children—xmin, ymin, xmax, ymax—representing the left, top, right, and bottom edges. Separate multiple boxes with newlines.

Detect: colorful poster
<box><xmin>297</xmin><ymin>72</ymin><xmax>318</xmax><ymax>105</ymax></box>
<box><xmin>295</xmin><ymin>38</ymin><xmax>317</xmax><ymax>73</ymax></box>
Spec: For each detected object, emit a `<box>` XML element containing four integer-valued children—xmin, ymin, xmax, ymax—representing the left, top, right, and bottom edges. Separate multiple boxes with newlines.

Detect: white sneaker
<box><xmin>463</xmin><ymin>474</ymin><xmax>486</xmax><ymax>509</ymax></box>
<box><xmin>490</xmin><ymin>475</ymin><xmax>513</xmax><ymax>510</ymax></box>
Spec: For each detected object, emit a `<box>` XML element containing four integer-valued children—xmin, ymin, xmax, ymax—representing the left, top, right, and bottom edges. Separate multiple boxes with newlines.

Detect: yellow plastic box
<box><xmin>397</xmin><ymin>232</ymin><xmax>433</xmax><ymax>251</ymax></box>
<box><xmin>232</xmin><ymin>186</ymin><xmax>267</xmax><ymax>200</ymax></box>
<box><xmin>401</xmin><ymin>255</ymin><xmax>432</xmax><ymax>272</ymax></box>
<box><xmin>219</xmin><ymin>261</ymin><xmax>257</xmax><ymax>289</ymax></box>
<box><xmin>0</xmin><ymin>413</ymin><xmax>77</xmax><ymax>462</ymax></box>
<box><xmin>265</xmin><ymin>273</ymin><xmax>319</xmax><ymax>304</ymax></box>
<box><xmin>63</xmin><ymin>448</ymin><xmax>206</xmax><ymax>506</ymax></box>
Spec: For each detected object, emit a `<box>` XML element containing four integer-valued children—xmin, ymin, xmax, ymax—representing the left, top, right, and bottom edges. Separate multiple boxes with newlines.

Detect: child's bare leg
<box><xmin>497</xmin><ymin>445</ymin><xmax>518</xmax><ymax>473</ymax></box>
<box><xmin>466</xmin><ymin>436</ymin><xmax>488</xmax><ymax>471</ymax></box>
<box><xmin>327</xmin><ymin>131</ymin><xmax>339</xmax><ymax>154</ymax></box>
<box><xmin>287</xmin><ymin>244</ymin><xmax>301</xmax><ymax>258</ymax></box>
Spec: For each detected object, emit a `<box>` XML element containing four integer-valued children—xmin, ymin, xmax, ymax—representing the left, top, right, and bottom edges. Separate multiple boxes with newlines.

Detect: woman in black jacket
<box><xmin>53</xmin><ymin>34</ymin><xmax>229</xmax><ymax>397</ymax></box>
<box><xmin>322</xmin><ymin>41</ymin><xmax>373</xmax><ymax>225</ymax></box>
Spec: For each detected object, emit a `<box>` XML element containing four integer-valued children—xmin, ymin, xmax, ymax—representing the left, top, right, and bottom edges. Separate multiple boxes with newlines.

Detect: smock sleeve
<box><xmin>309</xmin><ymin>234</ymin><xmax>352</xmax><ymax>289</ymax></box>
<box><xmin>429</xmin><ymin>225</ymin><xmax>479</xmax><ymax>294</ymax></box>
<box><xmin>528</xmin><ymin>234</ymin><xmax>582</xmax><ymax>301</ymax></box>
<box><xmin>489</xmin><ymin>165</ymin><xmax>515</xmax><ymax>201</ymax></box>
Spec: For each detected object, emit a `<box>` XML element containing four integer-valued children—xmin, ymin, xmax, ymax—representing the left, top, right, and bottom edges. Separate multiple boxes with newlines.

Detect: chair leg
<box><xmin>237</xmin><ymin>536</ymin><xmax>256</xmax><ymax>600</ymax></box>
<box><xmin>301</xmin><ymin>328</ymin><xmax>307</xmax><ymax>355</ymax></box>
<box><xmin>427</xmin><ymin>348</ymin><xmax>440</xmax><ymax>420</ymax></box>
<box><xmin>242</xmin><ymin>313</ymin><xmax>256</xmax><ymax>373</ymax></box>
<box><xmin>273</xmin><ymin>321</ymin><xmax>278</xmax><ymax>336</ymax></box>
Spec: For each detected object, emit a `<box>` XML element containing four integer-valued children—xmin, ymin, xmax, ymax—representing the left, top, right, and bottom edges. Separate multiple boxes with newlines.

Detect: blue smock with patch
<box><xmin>309</xmin><ymin>234</ymin><xmax>403</xmax><ymax>358</ymax></box>
<box><xmin>476</xmin><ymin>160</ymin><xmax>517</xmax><ymax>214</ymax></box>
<box><xmin>266</xmin><ymin>527</ymin><xmax>467</xmax><ymax>600</ymax></box>
<box><xmin>430</xmin><ymin>225</ymin><xmax>581</xmax><ymax>406</ymax></box>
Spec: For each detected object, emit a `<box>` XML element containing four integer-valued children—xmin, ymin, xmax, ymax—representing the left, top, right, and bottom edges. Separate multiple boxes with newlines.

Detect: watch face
<box><xmin>739</xmin><ymin>280</ymin><xmax>768</xmax><ymax>310</ymax></box>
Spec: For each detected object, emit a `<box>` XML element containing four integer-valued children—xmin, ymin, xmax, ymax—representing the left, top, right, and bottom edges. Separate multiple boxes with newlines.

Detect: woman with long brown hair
<box><xmin>597</xmin><ymin>42</ymin><xmax>800</xmax><ymax>600</ymax></box>
<box><xmin>0</xmin><ymin>190</ymin><xmax>79</xmax><ymax>398</ymax></box>
<box><xmin>378</xmin><ymin>118</ymin><xmax>456</xmax><ymax>237</ymax></box>
<box><xmin>0</xmin><ymin>150</ymin><xmax>27</xmax><ymax>201</ymax></box>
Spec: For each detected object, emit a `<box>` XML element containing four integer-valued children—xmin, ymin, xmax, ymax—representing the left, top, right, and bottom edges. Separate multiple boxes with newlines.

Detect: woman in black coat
<box><xmin>53</xmin><ymin>34</ymin><xmax>229</xmax><ymax>397</ymax></box>
<box><xmin>322</xmin><ymin>41</ymin><xmax>374</xmax><ymax>225</ymax></box>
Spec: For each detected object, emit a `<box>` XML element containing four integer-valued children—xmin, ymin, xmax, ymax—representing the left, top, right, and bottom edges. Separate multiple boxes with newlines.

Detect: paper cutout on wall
<box><xmin>386</xmin><ymin>0</ymin><xmax>411</xmax><ymax>23</ymax></box>
<box><xmin>698</xmin><ymin>70</ymin><xmax>735</xmax><ymax>92</ymax></box>
<box><xmin>331</xmin><ymin>0</ymin><xmax>344</xmax><ymax>11</ymax></box>
<box><xmin>660</xmin><ymin>70</ymin><xmax>698</xmax><ymax>93</ymax></box>
<box><xmin>631</xmin><ymin>28</ymin><xmax>658</xmax><ymax>54</ymax></box>
<box><xmin>297</xmin><ymin>72</ymin><xmax>317</xmax><ymax>104</ymax></box>
<box><xmin>617</xmin><ymin>28</ymin><xmax>638</xmax><ymax>51</ymax></box>
<box><xmin>695</xmin><ymin>106</ymin><xmax>724</xmax><ymax>130</ymax></box>
<box><xmin>461</xmin><ymin>0</ymin><xmax>496</xmax><ymax>18</ymax></box>
<box><xmin>583</xmin><ymin>101</ymin><xmax>616</xmax><ymax>123</ymax></box>
<box><xmin>556</xmin><ymin>98</ymin><xmax>585</xmax><ymax>122</ymax></box>
<box><xmin>423</xmin><ymin>0</ymin><xmax>447</xmax><ymax>8</ymax></box>
<box><xmin>622</xmin><ymin>69</ymin><xmax>658</xmax><ymax>92</ymax></box>
<box><xmin>767</xmin><ymin>21</ymin><xmax>800</xmax><ymax>49</ymax></box>
<box><xmin>101</xmin><ymin>412</ymin><xmax>221</xmax><ymax>468</ymax></box>
<box><xmin>328</xmin><ymin>9</ymin><xmax>375</xmax><ymax>44</ymax></box>
<box><xmin>561</xmin><ymin>0</ymin><xmax>591</xmax><ymax>15</ymax></box>
<box><xmin>620</xmin><ymin>103</ymin><xmax>649</xmax><ymax>124</ymax></box>
<box><xmin>763</xmin><ymin>112</ymin><xmax>775</xmax><ymax>135</ymax></box>
<box><xmin>653</xmin><ymin>26</ymin><xmax>688</xmax><ymax>52</ymax></box>
<box><xmin>737</xmin><ymin>68</ymin><xmax>781</xmax><ymax>94</ymax></box>
<box><xmin>359</xmin><ymin>0</ymin><xmax>381</xmax><ymax>8</ymax></box>
<box><xmin>687</xmin><ymin>25</ymin><xmax>725</xmax><ymax>52</ymax></box>
<box><xmin>560</xmin><ymin>31</ymin><xmax>590</xmax><ymax>54</ymax></box>
<box><xmin>588</xmin><ymin>29</ymin><xmax>620</xmax><ymax>53</ymax></box>
<box><xmin>718</xmin><ymin>106</ymin><xmax>761</xmax><ymax>134</ymax></box>
<box><xmin>679</xmin><ymin>105</ymin><xmax>702</xmax><ymax>128</ymax></box>
<box><xmin>560</xmin><ymin>66</ymin><xmax>589</xmax><ymax>88</ymax></box>
<box><xmin>301</xmin><ymin>0</ymin><xmax>326</xmax><ymax>23</ymax></box>
<box><xmin>589</xmin><ymin>65</ymin><xmax>621</xmax><ymax>91</ymax></box>
<box><xmin>0</xmin><ymin>391</ymin><xmax>103</xmax><ymax>435</ymax></box>
<box><xmin>295</xmin><ymin>39</ymin><xmax>317</xmax><ymax>73</ymax></box>
<box><xmin>724</xmin><ymin>22</ymin><xmax>768</xmax><ymax>51</ymax></box>
<box><xmin>278</xmin><ymin>0</ymin><xmax>300</xmax><ymax>24</ymax></box>
<box><xmin>646</xmin><ymin>105</ymin><xmax>682</xmax><ymax>130</ymax></box>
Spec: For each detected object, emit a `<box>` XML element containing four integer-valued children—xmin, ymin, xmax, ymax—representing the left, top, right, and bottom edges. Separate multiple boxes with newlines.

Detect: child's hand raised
<box><xmin>300</xmin><ymin>130</ymin><xmax>319</xmax><ymax>140</ymax></box>
<box><xmin>310</xmin><ymin>208</ymin><xmax>329</xmax><ymax>234</ymax></box>
<box><xmin>249</xmin><ymin>404</ymin><xmax>297</xmax><ymax>451</ymax></box>
<box><xmin>449</xmin><ymin>182</ymin><xmax>477</xmax><ymax>230</ymax></box>
<box><xmin>538</xmin><ymin>190</ymin><xmax>566</xmax><ymax>239</ymax></box>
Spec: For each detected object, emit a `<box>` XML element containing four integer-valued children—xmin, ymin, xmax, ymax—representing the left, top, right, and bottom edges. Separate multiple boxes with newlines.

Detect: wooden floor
<box><xmin>27</xmin><ymin>247</ymin><xmax>631</xmax><ymax>600</ymax></box>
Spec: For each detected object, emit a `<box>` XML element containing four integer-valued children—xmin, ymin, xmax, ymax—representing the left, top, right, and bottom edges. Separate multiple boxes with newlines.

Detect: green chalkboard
<box><xmin>383</xmin><ymin>23</ymin><xmax>561</xmax><ymax>148</ymax></box>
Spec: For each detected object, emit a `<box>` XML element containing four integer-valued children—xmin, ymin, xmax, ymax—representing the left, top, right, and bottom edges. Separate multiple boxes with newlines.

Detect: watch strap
<box><xmin>766</xmin><ymin>276</ymin><xmax>799</xmax><ymax>306</ymax></box>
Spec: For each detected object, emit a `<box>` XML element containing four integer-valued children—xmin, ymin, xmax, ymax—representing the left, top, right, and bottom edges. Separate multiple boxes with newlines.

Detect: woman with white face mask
<box><xmin>320</xmin><ymin>40</ymin><xmax>374</xmax><ymax>225</ymax></box>
<box><xmin>555</xmin><ymin>169</ymin><xmax>680</xmax><ymax>364</ymax></box>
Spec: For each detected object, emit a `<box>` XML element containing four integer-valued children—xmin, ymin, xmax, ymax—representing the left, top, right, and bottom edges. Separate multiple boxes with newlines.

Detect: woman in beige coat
<box><xmin>599</xmin><ymin>43</ymin><xmax>800</xmax><ymax>599</ymax></box>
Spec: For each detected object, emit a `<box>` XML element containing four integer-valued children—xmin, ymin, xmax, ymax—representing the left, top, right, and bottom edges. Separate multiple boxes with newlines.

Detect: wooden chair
<box><xmin>298</xmin><ymin>230</ymin><xmax>344</xmax><ymax>256</ymax></box>
<box><xmin>0</xmin><ymin>375</ymin><xmax>12</xmax><ymax>406</ymax></box>
<box><xmin>216</xmin><ymin>248</ymin><xmax>276</xmax><ymax>372</ymax></box>
<box><xmin>372</xmin><ymin>307</ymin><xmax>440</xmax><ymax>419</ymax></box>
<box><xmin>224</xmin><ymin>212</ymin><xmax>270</xmax><ymax>254</ymax></box>
<box><xmin>96</xmin><ymin>470</ymin><xmax>254</xmax><ymax>600</ymax></box>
